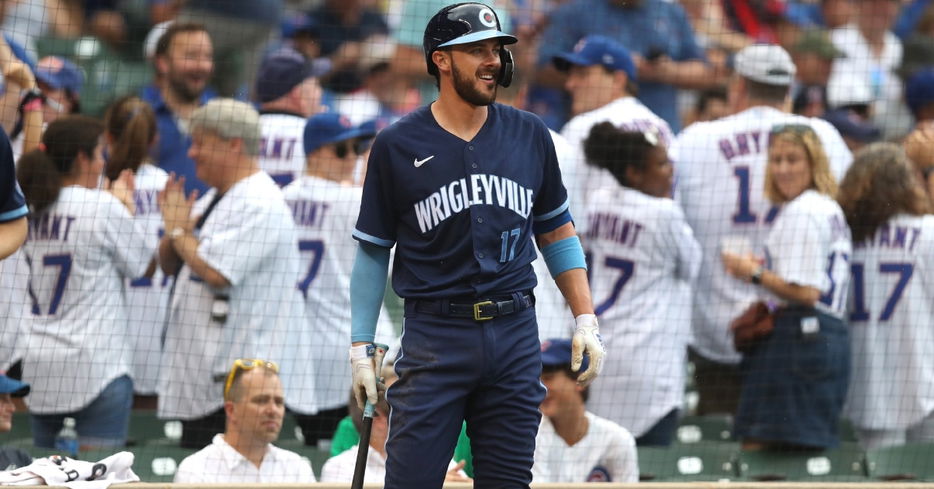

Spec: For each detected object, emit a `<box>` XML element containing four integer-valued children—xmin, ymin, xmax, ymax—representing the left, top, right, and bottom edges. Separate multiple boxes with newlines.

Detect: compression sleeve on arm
<box><xmin>350</xmin><ymin>241</ymin><xmax>391</xmax><ymax>343</ymax></box>
<box><xmin>541</xmin><ymin>235</ymin><xmax>587</xmax><ymax>279</ymax></box>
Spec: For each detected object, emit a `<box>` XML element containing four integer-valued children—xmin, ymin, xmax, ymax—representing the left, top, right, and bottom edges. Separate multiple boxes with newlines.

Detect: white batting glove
<box><xmin>350</xmin><ymin>344</ymin><xmax>379</xmax><ymax>411</ymax></box>
<box><xmin>571</xmin><ymin>314</ymin><xmax>605</xmax><ymax>386</ymax></box>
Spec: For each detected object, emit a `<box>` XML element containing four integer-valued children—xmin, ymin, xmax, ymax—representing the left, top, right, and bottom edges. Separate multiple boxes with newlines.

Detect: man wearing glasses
<box><xmin>174</xmin><ymin>359</ymin><xmax>317</xmax><ymax>482</ymax></box>
<box><xmin>157</xmin><ymin>99</ymin><xmax>315</xmax><ymax>449</ymax></box>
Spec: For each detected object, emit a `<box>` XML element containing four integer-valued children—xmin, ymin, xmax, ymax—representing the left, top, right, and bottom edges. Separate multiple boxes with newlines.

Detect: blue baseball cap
<box><xmin>541</xmin><ymin>338</ymin><xmax>589</xmax><ymax>372</ymax></box>
<box><xmin>552</xmin><ymin>35</ymin><xmax>637</xmax><ymax>81</ymax></box>
<box><xmin>905</xmin><ymin>67</ymin><xmax>934</xmax><ymax>116</ymax></box>
<box><xmin>303</xmin><ymin>112</ymin><xmax>377</xmax><ymax>154</ymax></box>
<box><xmin>256</xmin><ymin>48</ymin><xmax>327</xmax><ymax>103</ymax></box>
<box><xmin>0</xmin><ymin>375</ymin><xmax>29</xmax><ymax>397</ymax></box>
<box><xmin>35</xmin><ymin>56</ymin><xmax>83</xmax><ymax>94</ymax></box>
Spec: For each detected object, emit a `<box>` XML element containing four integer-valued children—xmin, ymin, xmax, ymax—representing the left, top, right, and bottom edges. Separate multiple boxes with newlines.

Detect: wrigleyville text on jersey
<box><xmin>414</xmin><ymin>173</ymin><xmax>535</xmax><ymax>233</ymax></box>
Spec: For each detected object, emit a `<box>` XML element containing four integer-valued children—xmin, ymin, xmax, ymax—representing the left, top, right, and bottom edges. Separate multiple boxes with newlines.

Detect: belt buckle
<box><xmin>473</xmin><ymin>300</ymin><xmax>495</xmax><ymax>321</ymax></box>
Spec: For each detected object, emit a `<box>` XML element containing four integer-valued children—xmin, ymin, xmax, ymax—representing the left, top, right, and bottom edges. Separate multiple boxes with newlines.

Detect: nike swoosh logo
<box><xmin>414</xmin><ymin>155</ymin><xmax>435</xmax><ymax>167</ymax></box>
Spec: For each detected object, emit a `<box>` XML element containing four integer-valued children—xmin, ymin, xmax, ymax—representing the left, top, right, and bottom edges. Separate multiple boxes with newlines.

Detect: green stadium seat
<box><xmin>866</xmin><ymin>442</ymin><xmax>934</xmax><ymax>481</ymax></box>
<box><xmin>124</xmin><ymin>445</ymin><xmax>197</xmax><ymax>482</ymax></box>
<box><xmin>736</xmin><ymin>444</ymin><xmax>868</xmax><ymax>481</ymax></box>
<box><xmin>676</xmin><ymin>415</ymin><xmax>734</xmax><ymax>443</ymax></box>
<box><xmin>637</xmin><ymin>442</ymin><xmax>739</xmax><ymax>481</ymax></box>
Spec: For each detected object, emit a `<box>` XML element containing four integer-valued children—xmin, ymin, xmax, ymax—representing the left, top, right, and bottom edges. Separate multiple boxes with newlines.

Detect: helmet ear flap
<box><xmin>498</xmin><ymin>47</ymin><xmax>513</xmax><ymax>88</ymax></box>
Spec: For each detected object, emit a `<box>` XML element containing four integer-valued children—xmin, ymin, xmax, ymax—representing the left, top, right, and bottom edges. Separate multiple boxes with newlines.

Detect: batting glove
<box><xmin>350</xmin><ymin>344</ymin><xmax>379</xmax><ymax>411</ymax></box>
<box><xmin>571</xmin><ymin>314</ymin><xmax>605</xmax><ymax>386</ymax></box>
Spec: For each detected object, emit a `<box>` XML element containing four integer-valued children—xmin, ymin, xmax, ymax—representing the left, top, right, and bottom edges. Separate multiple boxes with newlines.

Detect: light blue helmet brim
<box><xmin>437</xmin><ymin>30</ymin><xmax>517</xmax><ymax>48</ymax></box>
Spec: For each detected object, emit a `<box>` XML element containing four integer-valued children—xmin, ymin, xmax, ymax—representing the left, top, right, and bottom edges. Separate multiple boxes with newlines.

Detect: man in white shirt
<box><xmin>157</xmin><ymin>99</ymin><xmax>315</xmax><ymax>449</ymax></box>
<box><xmin>552</xmin><ymin>34</ymin><xmax>675</xmax><ymax>229</ymax></box>
<box><xmin>255</xmin><ymin>47</ymin><xmax>324</xmax><ymax>187</ymax></box>
<box><xmin>533</xmin><ymin>338</ymin><xmax>638</xmax><ymax>483</ymax></box>
<box><xmin>672</xmin><ymin>44</ymin><xmax>852</xmax><ymax>415</ymax></box>
<box><xmin>174</xmin><ymin>360</ymin><xmax>316</xmax><ymax>483</ymax></box>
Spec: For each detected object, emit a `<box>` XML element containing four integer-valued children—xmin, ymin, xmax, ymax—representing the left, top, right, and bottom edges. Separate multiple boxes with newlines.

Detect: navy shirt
<box><xmin>537</xmin><ymin>0</ymin><xmax>705</xmax><ymax>132</ymax></box>
<box><xmin>0</xmin><ymin>127</ymin><xmax>27</xmax><ymax>223</ymax></box>
<box><xmin>141</xmin><ymin>84</ymin><xmax>215</xmax><ymax>195</ymax></box>
<box><xmin>354</xmin><ymin>104</ymin><xmax>569</xmax><ymax>299</ymax></box>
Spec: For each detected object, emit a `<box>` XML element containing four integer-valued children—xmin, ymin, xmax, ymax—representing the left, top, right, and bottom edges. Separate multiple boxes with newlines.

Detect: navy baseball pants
<box><xmin>385</xmin><ymin>299</ymin><xmax>545</xmax><ymax>489</ymax></box>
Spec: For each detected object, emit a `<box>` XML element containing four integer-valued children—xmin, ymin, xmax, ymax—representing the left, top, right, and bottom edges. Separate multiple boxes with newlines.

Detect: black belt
<box><xmin>412</xmin><ymin>292</ymin><xmax>534</xmax><ymax>321</ymax></box>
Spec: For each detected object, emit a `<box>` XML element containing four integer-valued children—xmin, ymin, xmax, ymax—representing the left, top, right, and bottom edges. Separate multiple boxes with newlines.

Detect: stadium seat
<box><xmin>736</xmin><ymin>444</ymin><xmax>868</xmax><ymax>481</ymax></box>
<box><xmin>676</xmin><ymin>415</ymin><xmax>734</xmax><ymax>443</ymax></box>
<box><xmin>122</xmin><ymin>446</ymin><xmax>196</xmax><ymax>482</ymax></box>
<box><xmin>637</xmin><ymin>441</ymin><xmax>739</xmax><ymax>481</ymax></box>
<box><xmin>866</xmin><ymin>442</ymin><xmax>934</xmax><ymax>481</ymax></box>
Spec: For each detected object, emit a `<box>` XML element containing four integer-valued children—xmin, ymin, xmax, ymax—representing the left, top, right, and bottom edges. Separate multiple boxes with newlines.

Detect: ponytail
<box><xmin>17</xmin><ymin>150</ymin><xmax>63</xmax><ymax>215</ymax></box>
<box><xmin>104</xmin><ymin>96</ymin><xmax>157</xmax><ymax>182</ymax></box>
<box><xmin>16</xmin><ymin>115</ymin><xmax>103</xmax><ymax>215</ymax></box>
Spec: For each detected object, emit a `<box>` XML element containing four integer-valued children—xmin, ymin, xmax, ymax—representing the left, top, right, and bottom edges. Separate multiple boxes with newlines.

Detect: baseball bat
<box><xmin>351</xmin><ymin>342</ymin><xmax>389</xmax><ymax>489</ymax></box>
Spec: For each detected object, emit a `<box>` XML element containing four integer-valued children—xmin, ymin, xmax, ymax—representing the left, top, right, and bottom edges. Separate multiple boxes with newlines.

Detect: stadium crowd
<box><xmin>1</xmin><ymin>0</ymin><xmax>934</xmax><ymax>484</ymax></box>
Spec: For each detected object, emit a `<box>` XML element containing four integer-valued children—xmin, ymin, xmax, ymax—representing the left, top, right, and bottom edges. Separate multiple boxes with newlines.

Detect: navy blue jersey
<box><xmin>0</xmin><ymin>127</ymin><xmax>27</xmax><ymax>223</ymax></box>
<box><xmin>354</xmin><ymin>103</ymin><xmax>569</xmax><ymax>299</ymax></box>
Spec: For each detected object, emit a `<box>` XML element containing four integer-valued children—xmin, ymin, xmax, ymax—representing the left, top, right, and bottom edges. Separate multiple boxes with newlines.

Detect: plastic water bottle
<box><xmin>54</xmin><ymin>417</ymin><xmax>79</xmax><ymax>458</ymax></box>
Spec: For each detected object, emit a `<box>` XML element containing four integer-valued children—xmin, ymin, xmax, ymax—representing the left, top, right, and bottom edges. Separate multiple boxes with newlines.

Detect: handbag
<box><xmin>730</xmin><ymin>301</ymin><xmax>774</xmax><ymax>353</ymax></box>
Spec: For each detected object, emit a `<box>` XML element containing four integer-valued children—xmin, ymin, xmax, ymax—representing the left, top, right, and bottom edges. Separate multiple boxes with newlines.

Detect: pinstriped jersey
<box><xmin>354</xmin><ymin>103</ymin><xmax>569</xmax><ymax>299</ymax></box>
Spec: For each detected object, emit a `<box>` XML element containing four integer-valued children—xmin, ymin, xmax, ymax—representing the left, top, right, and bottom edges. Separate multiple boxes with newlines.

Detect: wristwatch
<box><xmin>169</xmin><ymin>227</ymin><xmax>187</xmax><ymax>241</ymax></box>
<box><xmin>750</xmin><ymin>267</ymin><xmax>764</xmax><ymax>285</ymax></box>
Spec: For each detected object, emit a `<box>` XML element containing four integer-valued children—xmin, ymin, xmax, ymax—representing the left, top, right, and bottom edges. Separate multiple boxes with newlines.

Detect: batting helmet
<box><xmin>423</xmin><ymin>2</ymin><xmax>517</xmax><ymax>87</ymax></box>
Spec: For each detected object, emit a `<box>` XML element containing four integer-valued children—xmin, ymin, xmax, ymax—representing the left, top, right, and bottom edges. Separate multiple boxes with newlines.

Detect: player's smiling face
<box><xmin>768</xmin><ymin>137</ymin><xmax>814</xmax><ymax>201</ymax></box>
<box><xmin>447</xmin><ymin>39</ymin><xmax>502</xmax><ymax>106</ymax></box>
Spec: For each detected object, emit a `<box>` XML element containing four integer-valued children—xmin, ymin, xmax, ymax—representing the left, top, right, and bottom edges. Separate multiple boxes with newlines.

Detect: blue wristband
<box><xmin>541</xmin><ymin>235</ymin><xmax>587</xmax><ymax>278</ymax></box>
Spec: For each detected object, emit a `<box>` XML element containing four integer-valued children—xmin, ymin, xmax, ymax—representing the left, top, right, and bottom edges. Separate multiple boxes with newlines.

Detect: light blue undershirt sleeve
<box><xmin>350</xmin><ymin>241</ymin><xmax>391</xmax><ymax>343</ymax></box>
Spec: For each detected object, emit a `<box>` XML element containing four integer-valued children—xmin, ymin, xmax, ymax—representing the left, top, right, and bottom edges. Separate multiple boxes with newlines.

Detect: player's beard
<box><xmin>451</xmin><ymin>58</ymin><xmax>497</xmax><ymax>106</ymax></box>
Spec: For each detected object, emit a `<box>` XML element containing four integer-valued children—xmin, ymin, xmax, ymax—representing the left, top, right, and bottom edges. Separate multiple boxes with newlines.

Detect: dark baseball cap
<box><xmin>303</xmin><ymin>112</ymin><xmax>377</xmax><ymax>154</ymax></box>
<box><xmin>541</xmin><ymin>338</ymin><xmax>589</xmax><ymax>372</ymax></box>
<box><xmin>35</xmin><ymin>56</ymin><xmax>83</xmax><ymax>94</ymax></box>
<box><xmin>553</xmin><ymin>35</ymin><xmax>637</xmax><ymax>81</ymax></box>
<box><xmin>793</xmin><ymin>29</ymin><xmax>845</xmax><ymax>60</ymax></box>
<box><xmin>905</xmin><ymin>68</ymin><xmax>934</xmax><ymax>116</ymax></box>
<box><xmin>255</xmin><ymin>48</ymin><xmax>327</xmax><ymax>103</ymax></box>
<box><xmin>0</xmin><ymin>375</ymin><xmax>29</xmax><ymax>397</ymax></box>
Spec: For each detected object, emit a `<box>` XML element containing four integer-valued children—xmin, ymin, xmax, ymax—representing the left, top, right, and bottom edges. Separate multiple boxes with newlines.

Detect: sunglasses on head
<box><xmin>223</xmin><ymin>358</ymin><xmax>279</xmax><ymax>400</ymax></box>
<box><xmin>770</xmin><ymin>123</ymin><xmax>816</xmax><ymax>136</ymax></box>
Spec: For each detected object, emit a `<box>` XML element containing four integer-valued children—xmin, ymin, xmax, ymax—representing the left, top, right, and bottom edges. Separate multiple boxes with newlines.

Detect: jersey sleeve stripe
<box><xmin>0</xmin><ymin>205</ymin><xmax>28</xmax><ymax>222</ymax></box>
<box><xmin>533</xmin><ymin>198</ymin><xmax>570</xmax><ymax>222</ymax></box>
<box><xmin>352</xmin><ymin>228</ymin><xmax>395</xmax><ymax>248</ymax></box>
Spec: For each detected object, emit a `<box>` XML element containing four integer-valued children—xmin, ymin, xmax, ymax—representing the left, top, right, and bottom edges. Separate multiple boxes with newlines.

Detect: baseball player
<box><xmin>282</xmin><ymin>112</ymin><xmax>397</xmax><ymax>445</ymax></box>
<box><xmin>580</xmin><ymin>123</ymin><xmax>702</xmax><ymax>446</ymax></box>
<box><xmin>103</xmin><ymin>96</ymin><xmax>171</xmax><ymax>396</ymax></box>
<box><xmin>0</xmin><ymin>125</ymin><xmax>26</xmax><ymax>260</ymax></box>
<box><xmin>349</xmin><ymin>3</ymin><xmax>605</xmax><ymax>488</ymax></box>
<box><xmin>16</xmin><ymin>116</ymin><xmax>153</xmax><ymax>447</ymax></box>
<box><xmin>0</xmin><ymin>125</ymin><xmax>29</xmax><ymax>373</ymax></box>
<box><xmin>672</xmin><ymin>44</ymin><xmax>852</xmax><ymax>414</ymax></box>
<box><xmin>838</xmin><ymin>144</ymin><xmax>934</xmax><ymax>450</ymax></box>
<box><xmin>256</xmin><ymin>47</ymin><xmax>324</xmax><ymax>187</ymax></box>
